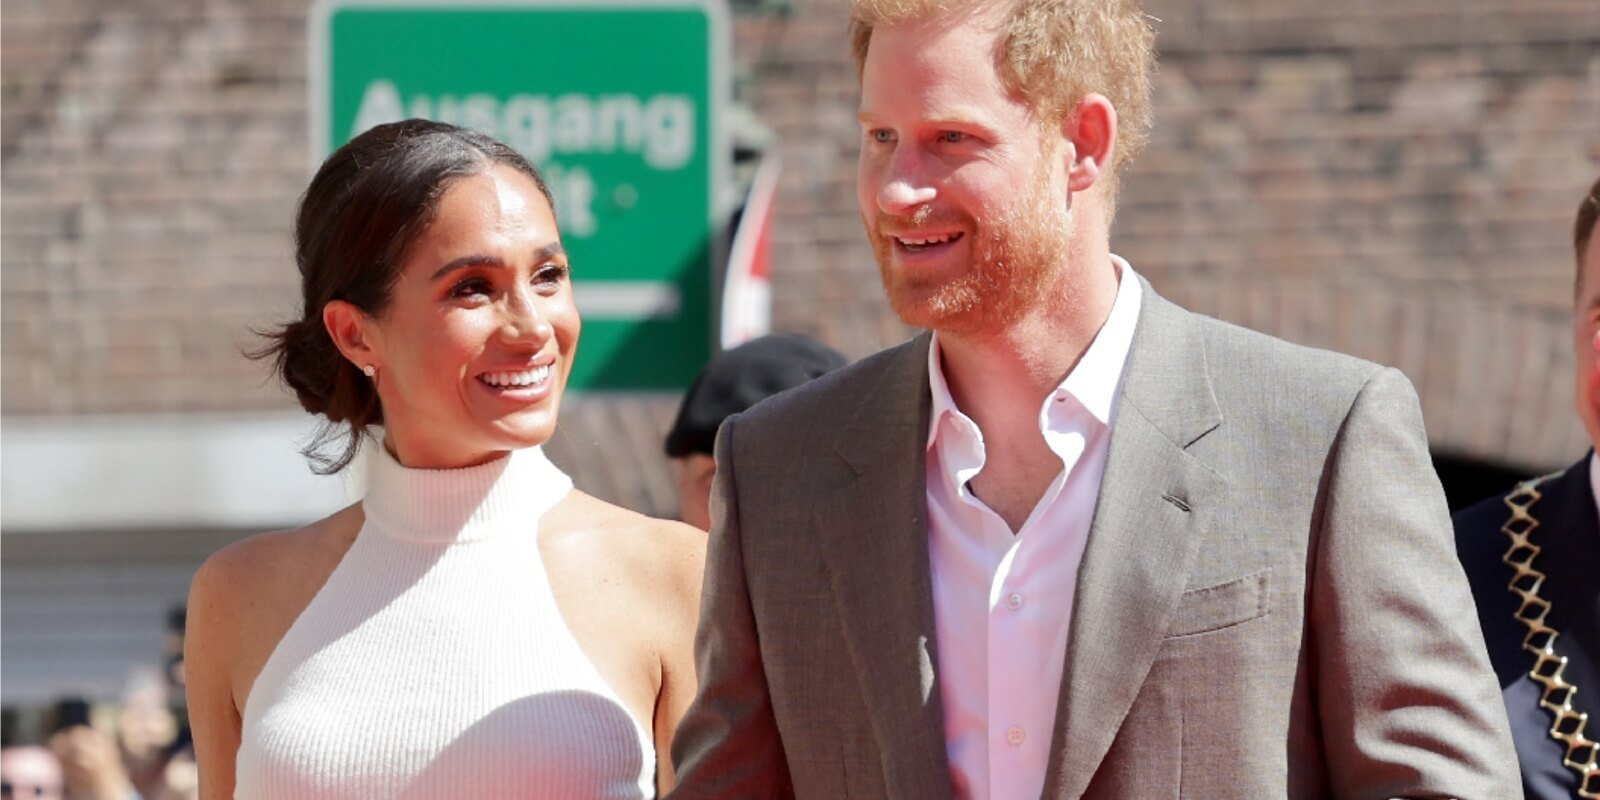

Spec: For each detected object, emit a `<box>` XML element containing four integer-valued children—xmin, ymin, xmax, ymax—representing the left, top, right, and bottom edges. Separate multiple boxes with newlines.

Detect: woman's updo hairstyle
<box><xmin>256</xmin><ymin>119</ymin><xmax>554</xmax><ymax>474</ymax></box>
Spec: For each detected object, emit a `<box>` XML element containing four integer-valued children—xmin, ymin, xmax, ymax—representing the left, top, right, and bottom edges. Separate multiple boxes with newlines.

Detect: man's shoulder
<box><xmin>1453</xmin><ymin>486</ymin><xmax>1520</xmax><ymax>541</ymax></box>
<box><xmin>1127</xmin><ymin>290</ymin><xmax>1409</xmax><ymax>448</ymax></box>
<box><xmin>1452</xmin><ymin>458</ymin><xmax>1585</xmax><ymax>562</ymax></box>
<box><xmin>1451</xmin><ymin>483</ymin><xmax>1522</xmax><ymax>582</ymax></box>
<box><xmin>1179</xmin><ymin>304</ymin><xmax>1384</xmax><ymax>394</ymax></box>
<box><xmin>734</xmin><ymin>335</ymin><xmax>923</xmax><ymax>433</ymax></box>
<box><xmin>1448</xmin><ymin>461</ymin><xmax>1584</xmax><ymax>680</ymax></box>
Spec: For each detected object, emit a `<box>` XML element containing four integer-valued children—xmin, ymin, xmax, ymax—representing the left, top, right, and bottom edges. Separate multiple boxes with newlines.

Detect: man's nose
<box><xmin>877</xmin><ymin>151</ymin><xmax>937</xmax><ymax>216</ymax></box>
<box><xmin>878</xmin><ymin>181</ymin><xmax>937</xmax><ymax>217</ymax></box>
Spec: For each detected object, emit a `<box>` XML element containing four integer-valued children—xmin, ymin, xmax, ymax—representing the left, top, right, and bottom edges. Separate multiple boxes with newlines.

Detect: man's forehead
<box><xmin>859</xmin><ymin>10</ymin><xmax>1010</xmax><ymax>106</ymax></box>
<box><xmin>865</xmin><ymin>1</ymin><xmax>1006</xmax><ymax>45</ymax></box>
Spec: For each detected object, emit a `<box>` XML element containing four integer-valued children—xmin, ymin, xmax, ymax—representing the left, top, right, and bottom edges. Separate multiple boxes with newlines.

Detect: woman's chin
<box><xmin>485</xmin><ymin>414</ymin><xmax>558</xmax><ymax>450</ymax></box>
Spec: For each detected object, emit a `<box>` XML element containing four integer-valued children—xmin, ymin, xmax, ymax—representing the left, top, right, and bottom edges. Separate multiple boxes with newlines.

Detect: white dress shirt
<box><xmin>926</xmin><ymin>257</ymin><xmax>1141</xmax><ymax>800</ymax></box>
<box><xmin>1589</xmin><ymin>450</ymin><xmax>1598</xmax><ymax>522</ymax></box>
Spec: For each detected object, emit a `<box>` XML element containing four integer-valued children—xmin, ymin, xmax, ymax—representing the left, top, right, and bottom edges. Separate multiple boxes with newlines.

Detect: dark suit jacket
<box><xmin>1455</xmin><ymin>454</ymin><xmax>1600</xmax><ymax>799</ymax></box>
<box><xmin>670</xmin><ymin>278</ymin><xmax>1519</xmax><ymax>799</ymax></box>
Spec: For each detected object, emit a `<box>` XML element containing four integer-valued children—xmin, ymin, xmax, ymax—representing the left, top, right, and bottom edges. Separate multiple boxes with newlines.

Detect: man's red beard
<box><xmin>866</xmin><ymin>172</ymin><xmax>1069</xmax><ymax>338</ymax></box>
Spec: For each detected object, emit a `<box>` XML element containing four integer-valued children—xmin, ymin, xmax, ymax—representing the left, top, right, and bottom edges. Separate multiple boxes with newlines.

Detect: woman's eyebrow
<box><xmin>428</xmin><ymin>243</ymin><xmax>566</xmax><ymax>281</ymax></box>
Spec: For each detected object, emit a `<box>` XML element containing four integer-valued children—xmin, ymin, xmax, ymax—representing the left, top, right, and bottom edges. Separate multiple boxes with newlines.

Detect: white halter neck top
<box><xmin>235</xmin><ymin>444</ymin><xmax>656</xmax><ymax>799</ymax></box>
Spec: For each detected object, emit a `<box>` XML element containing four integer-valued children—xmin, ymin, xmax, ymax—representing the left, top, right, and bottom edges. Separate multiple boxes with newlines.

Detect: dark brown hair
<box><xmin>1578</xmin><ymin>174</ymin><xmax>1600</xmax><ymax>295</ymax></box>
<box><xmin>256</xmin><ymin>119</ymin><xmax>554</xmax><ymax>474</ymax></box>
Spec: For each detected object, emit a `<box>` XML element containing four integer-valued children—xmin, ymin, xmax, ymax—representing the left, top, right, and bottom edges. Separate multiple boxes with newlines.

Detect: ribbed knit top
<box><xmin>235</xmin><ymin>444</ymin><xmax>656</xmax><ymax>799</ymax></box>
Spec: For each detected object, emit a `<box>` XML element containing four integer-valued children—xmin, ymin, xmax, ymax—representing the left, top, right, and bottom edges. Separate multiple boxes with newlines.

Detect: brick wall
<box><xmin>1129</xmin><ymin>0</ymin><xmax>1600</xmax><ymax>469</ymax></box>
<box><xmin>3</xmin><ymin>0</ymin><xmax>310</xmax><ymax>415</ymax></box>
<box><xmin>4</xmin><ymin>0</ymin><xmax>1597</xmax><ymax>519</ymax></box>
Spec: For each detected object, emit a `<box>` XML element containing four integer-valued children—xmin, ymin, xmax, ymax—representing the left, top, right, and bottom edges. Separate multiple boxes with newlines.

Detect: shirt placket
<box><xmin>986</xmin><ymin>523</ymin><xmax>1034</xmax><ymax>799</ymax></box>
<box><xmin>946</xmin><ymin>421</ymin><xmax>999</xmax><ymax>799</ymax></box>
<box><xmin>987</xmin><ymin>395</ymin><xmax>1086</xmax><ymax>799</ymax></box>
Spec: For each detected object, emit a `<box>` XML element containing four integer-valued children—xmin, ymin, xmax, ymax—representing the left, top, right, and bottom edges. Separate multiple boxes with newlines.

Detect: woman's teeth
<box><xmin>480</xmin><ymin>366</ymin><xmax>551</xmax><ymax>388</ymax></box>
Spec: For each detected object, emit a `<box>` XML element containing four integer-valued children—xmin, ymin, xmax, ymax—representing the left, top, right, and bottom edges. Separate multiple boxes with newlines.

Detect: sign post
<box><xmin>311</xmin><ymin>0</ymin><xmax>727</xmax><ymax>391</ymax></box>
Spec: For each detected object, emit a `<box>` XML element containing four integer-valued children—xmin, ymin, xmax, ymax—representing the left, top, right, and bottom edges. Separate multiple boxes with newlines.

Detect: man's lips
<box><xmin>890</xmin><ymin>231</ymin><xmax>965</xmax><ymax>253</ymax></box>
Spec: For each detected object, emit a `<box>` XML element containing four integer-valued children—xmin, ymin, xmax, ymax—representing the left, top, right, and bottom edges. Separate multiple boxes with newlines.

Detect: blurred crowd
<box><xmin>2</xmin><ymin>618</ymin><xmax>194</xmax><ymax>800</ymax></box>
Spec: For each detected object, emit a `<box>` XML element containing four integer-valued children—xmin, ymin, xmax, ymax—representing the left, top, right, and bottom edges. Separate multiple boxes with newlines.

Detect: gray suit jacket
<box><xmin>669</xmin><ymin>280</ymin><xmax>1519</xmax><ymax>799</ymax></box>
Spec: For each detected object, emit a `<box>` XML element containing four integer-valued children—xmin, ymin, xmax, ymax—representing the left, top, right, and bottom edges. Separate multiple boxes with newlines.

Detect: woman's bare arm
<box><xmin>185</xmin><ymin>546</ymin><xmax>246</xmax><ymax>800</ymax></box>
<box><xmin>651</xmin><ymin>521</ymin><xmax>707</xmax><ymax>793</ymax></box>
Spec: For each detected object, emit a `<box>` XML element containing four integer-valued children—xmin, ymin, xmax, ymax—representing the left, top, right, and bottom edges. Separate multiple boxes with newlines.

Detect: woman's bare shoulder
<box><xmin>542</xmin><ymin>492</ymin><xmax>705</xmax><ymax>606</ymax></box>
<box><xmin>185</xmin><ymin>504</ymin><xmax>367</xmax><ymax>737</ymax></box>
<box><xmin>189</xmin><ymin>504</ymin><xmax>364</xmax><ymax>624</ymax></box>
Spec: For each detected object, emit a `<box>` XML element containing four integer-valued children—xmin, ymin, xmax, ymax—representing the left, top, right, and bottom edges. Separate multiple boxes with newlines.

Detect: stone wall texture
<box><xmin>4</xmin><ymin>0</ymin><xmax>1598</xmax><ymax>516</ymax></box>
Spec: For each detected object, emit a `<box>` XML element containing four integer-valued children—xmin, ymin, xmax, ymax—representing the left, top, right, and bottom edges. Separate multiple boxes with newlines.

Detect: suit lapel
<box><xmin>1533</xmin><ymin>456</ymin><xmax>1600</xmax><ymax>708</ymax></box>
<box><xmin>814</xmin><ymin>333</ymin><xmax>954</xmax><ymax>800</ymax></box>
<box><xmin>1042</xmin><ymin>282</ymin><xmax>1225</xmax><ymax>799</ymax></box>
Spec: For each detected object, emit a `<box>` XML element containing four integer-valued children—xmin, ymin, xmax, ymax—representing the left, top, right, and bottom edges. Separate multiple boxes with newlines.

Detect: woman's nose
<box><xmin>499</xmin><ymin>289</ymin><xmax>554</xmax><ymax>345</ymax></box>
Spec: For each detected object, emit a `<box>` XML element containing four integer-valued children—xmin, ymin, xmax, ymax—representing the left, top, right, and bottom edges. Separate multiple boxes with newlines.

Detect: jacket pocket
<box><xmin>1164</xmin><ymin>568</ymin><xmax>1271</xmax><ymax>638</ymax></box>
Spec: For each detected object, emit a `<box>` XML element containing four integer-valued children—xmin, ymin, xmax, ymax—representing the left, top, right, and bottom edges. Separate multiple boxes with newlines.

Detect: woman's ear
<box><xmin>322</xmin><ymin>299</ymin><xmax>382</xmax><ymax>372</ymax></box>
<box><xmin>1063</xmin><ymin>92</ymin><xmax>1117</xmax><ymax>193</ymax></box>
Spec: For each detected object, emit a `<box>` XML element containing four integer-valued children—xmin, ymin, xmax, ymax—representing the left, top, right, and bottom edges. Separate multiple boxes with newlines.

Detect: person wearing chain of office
<box><xmin>1454</xmin><ymin>175</ymin><xmax>1600</xmax><ymax>799</ymax></box>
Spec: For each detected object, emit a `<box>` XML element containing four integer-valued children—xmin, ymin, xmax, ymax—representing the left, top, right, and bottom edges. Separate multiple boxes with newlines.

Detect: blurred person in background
<box><xmin>669</xmin><ymin>0</ymin><xmax>1517</xmax><ymax>796</ymax></box>
<box><xmin>184</xmin><ymin>119</ymin><xmax>703</xmax><ymax>799</ymax></box>
<box><xmin>49</xmin><ymin>725</ymin><xmax>132</xmax><ymax>800</ymax></box>
<box><xmin>43</xmin><ymin>698</ymin><xmax>132</xmax><ymax>800</ymax></box>
<box><xmin>1</xmin><ymin>745</ymin><xmax>64</xmax><ymax>800</ymax></box>
<box><xmin>112</xmin><ymin>671</ymin><xmax>191</xmax><ymax>800</ymax></box>
<box><xmin>664</xmin><ymin>334</ymin><xmax>848</xmax><ymax>530</ymax></box>
<box><xmin>113</xmin><ymin>671</ymin><xmax>174</xmax><ymax>793</ymax></box>
<box><xmin>156</xmin><ymin>606</ymin><xmax>194</xmax><ymax>798</ymax></box>
<box><xmin>162</xmin><ymin>608</ymin><xmax>187</xmax><ymax>703</ymax></box>
<box><xmin>1454</xmin><ymin>173</ymin><xmax>1600</xmax><ymax>799</ymax></box>
<box><xmin>43</xmin><ymin>684</ymin><xmax>193</xmax><ymax>800</ymax></box>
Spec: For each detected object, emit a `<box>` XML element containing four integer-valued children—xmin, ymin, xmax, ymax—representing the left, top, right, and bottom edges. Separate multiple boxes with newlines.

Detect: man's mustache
<box><xmin>873</xmin><ymin>207</ymin><xmax>970</xmax><ymax>236</ymax></box>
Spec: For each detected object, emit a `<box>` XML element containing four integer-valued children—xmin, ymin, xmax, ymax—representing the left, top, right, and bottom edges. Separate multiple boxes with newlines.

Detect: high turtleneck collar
<box><xmin>360</xmin><ymin>443</ymin><xmax>573</xmax><ymax>545</ymax></box>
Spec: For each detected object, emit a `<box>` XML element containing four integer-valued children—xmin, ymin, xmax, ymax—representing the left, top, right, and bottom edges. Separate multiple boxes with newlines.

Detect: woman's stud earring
<box><xmin>362</xmin><ymin>364</ymin><xmax>376</xmax><ymax>378</ymax></box>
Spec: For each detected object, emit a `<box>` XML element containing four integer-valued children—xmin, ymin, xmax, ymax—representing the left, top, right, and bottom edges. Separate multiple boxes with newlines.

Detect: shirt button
<box><xmin>1005</xmin><ymin>593</ymin><xmax>1024</xmax><ymax>611</ymax></box>
<box><xmin>1007</xmin><ymin>726</ymin><xmax>1026</xmax><ymax>745</ymax></box>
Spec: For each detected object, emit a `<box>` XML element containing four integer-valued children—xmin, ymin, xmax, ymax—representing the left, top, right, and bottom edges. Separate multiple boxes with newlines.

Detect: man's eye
<box><xmin>870</xmin><ymin>129</ymin><xmax>895</xmax><ymax>144</ymax></box>
<box><xmin>939</xmin><ymin>131</ymin><xmax>968</xmax><ymax>144</ymax></box>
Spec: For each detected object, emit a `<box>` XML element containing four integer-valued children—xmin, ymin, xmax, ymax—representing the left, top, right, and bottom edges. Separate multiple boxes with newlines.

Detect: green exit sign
<box><xmin>310</xmin><ymin>0</ymin><xmax>728</xmax><ymax>390</ymax></box>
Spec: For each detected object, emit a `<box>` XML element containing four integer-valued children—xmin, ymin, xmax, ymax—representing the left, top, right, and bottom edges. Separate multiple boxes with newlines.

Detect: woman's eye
<box><xmin>450</xmin><ymin>278</ymin><xmax>492</xmax><ymax>299</ymax></box>
<box><xmin>533</xmin><ymin>264</ymin><xmax>569</xmax><ymax>291</ymax></box>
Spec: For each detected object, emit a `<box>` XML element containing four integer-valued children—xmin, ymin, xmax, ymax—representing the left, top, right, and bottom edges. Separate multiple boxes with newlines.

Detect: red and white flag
<box><xmin>720</xmin><ymin>153</ymin><xmax>781</xmax><ymax>349</ymax></box>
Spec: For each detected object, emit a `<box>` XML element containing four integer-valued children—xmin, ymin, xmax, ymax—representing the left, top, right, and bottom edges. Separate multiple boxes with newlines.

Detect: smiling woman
<box><xmin>183</xmin><ymin>119</ymin><xmax>705</xmax><ymax>800</ymax></box>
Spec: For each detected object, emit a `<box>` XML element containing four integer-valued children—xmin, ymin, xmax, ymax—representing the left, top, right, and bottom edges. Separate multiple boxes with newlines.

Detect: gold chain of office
<box><xmin>1502</xmin><ymin>474</ymin><xmax>1600</xmax><ymax>798</ymax></box>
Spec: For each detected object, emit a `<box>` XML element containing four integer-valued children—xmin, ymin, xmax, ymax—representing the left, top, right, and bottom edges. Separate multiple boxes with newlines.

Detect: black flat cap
<box><xmin>664</xmin><ymin>333</ymin><xmax>848</xmax><ymax>457</ymax></box>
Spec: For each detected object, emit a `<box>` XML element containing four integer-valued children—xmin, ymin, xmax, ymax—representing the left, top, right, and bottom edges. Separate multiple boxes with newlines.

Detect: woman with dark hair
<box><xmin>184</xmin><ymin>119</ymin><xmax>704</xmax><ymax>799</ymax></box>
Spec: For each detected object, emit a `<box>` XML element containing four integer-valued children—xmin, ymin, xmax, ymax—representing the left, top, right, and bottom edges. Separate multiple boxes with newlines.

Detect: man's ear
<box><xmin>322</xmin><ymin>299</ymin><xmax>382</xmax><ymax>371</ymax></box>
<box><xmin>1062</xmin><ymin>93</ymin><xmax>1117</xmax><ymax>193</ymax></box>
